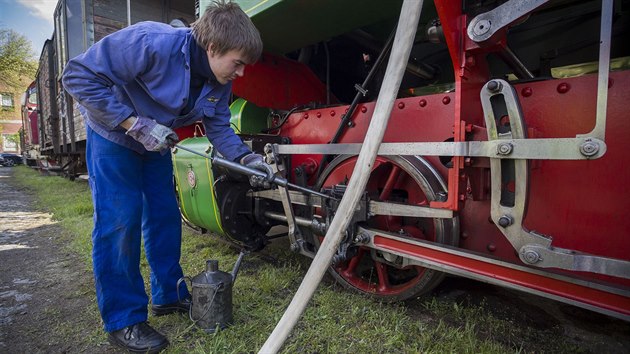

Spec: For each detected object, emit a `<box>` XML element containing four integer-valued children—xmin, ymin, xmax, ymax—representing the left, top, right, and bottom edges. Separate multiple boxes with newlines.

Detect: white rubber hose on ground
<box><xmin>258</xmin><ymin>1</ymin><xmax>424</xmax><ymax>352</ymax></box>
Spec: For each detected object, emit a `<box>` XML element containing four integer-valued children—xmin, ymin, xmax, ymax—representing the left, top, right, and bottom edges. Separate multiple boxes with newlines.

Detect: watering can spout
<box><xmin>231</xmin><ymin>250</ymin><xmax>247</xmax><ymax>282</ymax></box>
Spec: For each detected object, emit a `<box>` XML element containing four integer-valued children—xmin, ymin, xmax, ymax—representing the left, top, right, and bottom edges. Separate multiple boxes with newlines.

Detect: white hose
<box><xmin>258</xmin><ymin>1</ymin><xmax>424</xmax><ymax>352</ymax></box>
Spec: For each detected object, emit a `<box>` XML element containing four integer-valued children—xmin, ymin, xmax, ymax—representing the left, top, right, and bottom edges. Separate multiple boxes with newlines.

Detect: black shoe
<box><xmin>151</xmin><ymin>297</ymin><xmax>191</xmax><ymax>316</ymax></box>
<box><xmin>107</xmin><ymin>322</ymin><xmax>168</xmax><ymax>353</ymax></box>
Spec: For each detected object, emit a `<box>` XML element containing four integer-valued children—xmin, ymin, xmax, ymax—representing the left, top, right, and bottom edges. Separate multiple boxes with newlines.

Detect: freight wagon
<box><xmin>34</xmin><ymin>0</ymin><xmax>196</xmax><ymax>175</ymax></box>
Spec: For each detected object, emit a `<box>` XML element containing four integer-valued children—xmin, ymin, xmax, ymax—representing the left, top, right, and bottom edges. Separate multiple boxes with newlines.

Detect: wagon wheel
<box><xmin>314</xmin><ymin>155</ymin><xmax>458</xmax><ymax>301</ymax></box>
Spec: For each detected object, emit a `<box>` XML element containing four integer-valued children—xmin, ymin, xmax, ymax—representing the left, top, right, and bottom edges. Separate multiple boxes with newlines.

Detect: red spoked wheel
<box><xmin>315</xmin><ymin>155</ymin><xmax>457</xmax><ymax>301</ymax></box>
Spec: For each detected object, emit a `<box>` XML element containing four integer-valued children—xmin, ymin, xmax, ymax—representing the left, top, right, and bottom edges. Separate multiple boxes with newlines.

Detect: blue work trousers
<box><xmin>86</xmin><ymin>126</ymin><xmax>189</xmax><ymax>332</ymax></box>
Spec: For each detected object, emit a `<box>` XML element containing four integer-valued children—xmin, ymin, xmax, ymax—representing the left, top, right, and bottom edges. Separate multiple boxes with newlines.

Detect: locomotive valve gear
<box><xmin>241</xmin><ymin>153</ymin><xmax>274</xmax><ymax>188</ymax></box>
<box><xmin>125</xmin><ymin>116</ymin><xmax>179</xmax><ymax>152</ymax></box>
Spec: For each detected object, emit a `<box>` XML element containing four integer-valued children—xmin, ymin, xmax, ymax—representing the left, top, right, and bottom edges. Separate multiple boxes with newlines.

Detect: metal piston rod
<box><xmin>173</xmin><ymin>143</ymin><xmax>334</xmax><ymax>200</ymax></box>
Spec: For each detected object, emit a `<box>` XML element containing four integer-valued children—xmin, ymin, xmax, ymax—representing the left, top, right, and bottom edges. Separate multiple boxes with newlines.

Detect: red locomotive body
<box><xmin>174</xmin><ymin>0</ymin><xmax>630</xmax><ymax>321</ymax></box>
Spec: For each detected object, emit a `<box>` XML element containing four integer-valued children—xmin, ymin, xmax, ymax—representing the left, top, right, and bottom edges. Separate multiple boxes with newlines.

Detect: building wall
<box><xmin>0</xmin><ymin>77</ymin><xmax>32</xmax><ymax>153</ymax></box>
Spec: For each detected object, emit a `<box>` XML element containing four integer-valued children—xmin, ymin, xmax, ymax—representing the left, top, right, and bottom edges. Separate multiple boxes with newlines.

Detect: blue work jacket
<box><xmin>62</xmin><ymin>21</ymin><xmax>250</xmax><ymax>161</ymax></box>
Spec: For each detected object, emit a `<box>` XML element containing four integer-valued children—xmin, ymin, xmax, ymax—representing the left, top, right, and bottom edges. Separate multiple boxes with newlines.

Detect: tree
<box><xmin>0</xmin><ymin>28</ymin><xmax>37</xmax><ymax>90</ymax></box>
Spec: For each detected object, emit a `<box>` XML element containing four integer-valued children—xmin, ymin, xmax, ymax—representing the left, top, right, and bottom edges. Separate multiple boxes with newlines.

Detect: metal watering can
<box><xmin>177</xmin><ymin>252</ymin><xmax>245</xmax><ymax>333</ymax></box>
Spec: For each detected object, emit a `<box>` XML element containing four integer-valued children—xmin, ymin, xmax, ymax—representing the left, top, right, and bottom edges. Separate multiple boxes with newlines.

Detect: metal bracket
<box><xmin>265</xmin><ymin>143</ymin><xmax>306</xmax><ymax>254</ymax></box>
<box><xmin>481</xmin><ymin>79</ymin><xmax>630</xmax><ymax>279</ymax></box>
<box><xmin>467</xmin><ymin>0</ymin><xmax>550</xmax><ymax>43</ymax></box>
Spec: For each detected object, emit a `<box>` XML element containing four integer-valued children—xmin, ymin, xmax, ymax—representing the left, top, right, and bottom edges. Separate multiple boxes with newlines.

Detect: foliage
<box><xmin>0</xmin><ymin>28</ymin><xmax>37</xmax><ymax>90</ymax></box>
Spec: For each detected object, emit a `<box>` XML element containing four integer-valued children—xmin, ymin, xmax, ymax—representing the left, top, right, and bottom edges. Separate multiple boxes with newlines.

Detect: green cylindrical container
<box><xmin>172</xmin><ymin>137</ymin><xmax>225</xmax><ymax>235</ymax></box>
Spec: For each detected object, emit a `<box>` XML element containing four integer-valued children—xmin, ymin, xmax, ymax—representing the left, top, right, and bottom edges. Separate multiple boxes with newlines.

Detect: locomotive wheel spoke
<box><xmin>340</xmin><ymin>247</ymin><xmax>365</xmax><ymax>278</ymax></box>
<box><xmin>314</xmin><ymin>155</ymin><xmax>453</xmax><ymax>301</ymax></box>
<box><xmin>375</xmin><ymin>261</ymin><xmax>390</xmax><ymax>292</ymax></box>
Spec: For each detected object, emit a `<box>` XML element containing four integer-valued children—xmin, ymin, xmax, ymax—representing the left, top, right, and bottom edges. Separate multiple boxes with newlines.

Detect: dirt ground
<box><xmin>0</xmin><ymin>166</ymin><xmax>629</xmax><ymax>353</ymax></box>
<box><xmin>0</xmin><ymin>167</ymin><xmax>115</xmax><ymax>353</ymax></box>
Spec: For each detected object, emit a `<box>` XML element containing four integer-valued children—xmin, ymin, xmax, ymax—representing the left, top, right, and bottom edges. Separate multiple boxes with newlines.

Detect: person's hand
<box><xmin>125</xmin><ymin>116</ymin><xmax>179</xmax><ymax>151</ymax></box>
<box><xmin>240</xmin><ymin>153</ymin><xmax>274</xmax><ymax>188</ymax></box>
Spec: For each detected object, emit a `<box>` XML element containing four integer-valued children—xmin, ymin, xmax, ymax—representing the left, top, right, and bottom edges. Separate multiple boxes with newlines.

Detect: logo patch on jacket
<box><xmin>207</xmin><ymin>96</ymin><xmax>219</xmax><ymax>103</ymax></box>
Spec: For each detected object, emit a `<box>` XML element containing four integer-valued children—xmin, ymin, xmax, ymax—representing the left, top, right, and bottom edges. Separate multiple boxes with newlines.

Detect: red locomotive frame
<box><xmin>204</xmin><ymin>0</ymin><xmax>629</xmax><ymax>320</ymax></box>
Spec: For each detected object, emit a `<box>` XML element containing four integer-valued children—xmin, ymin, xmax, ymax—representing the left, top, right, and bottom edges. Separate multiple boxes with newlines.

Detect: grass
<box><xmin>12</xmin><ymin>166</ymin><xmax>580</xmax><ymax>353</ymax></box>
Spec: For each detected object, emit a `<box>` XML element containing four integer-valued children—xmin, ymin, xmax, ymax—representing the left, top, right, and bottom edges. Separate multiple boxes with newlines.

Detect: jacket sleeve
<box><xmin>61</xmin><ymin>25</ymin><xmax>150</xmax><ymax>130</ymax></box>
<box><xmin>203</xmin><ymin>84</ymin><xmax>251</xmax><ymax>162</ymax></box>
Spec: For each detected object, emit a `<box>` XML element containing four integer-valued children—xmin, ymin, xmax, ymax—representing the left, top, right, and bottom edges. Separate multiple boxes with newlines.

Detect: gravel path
<box><xmin>0</xmin><ymin>167</ymin><xmax>113</xmax><ymax>353</ymax></box>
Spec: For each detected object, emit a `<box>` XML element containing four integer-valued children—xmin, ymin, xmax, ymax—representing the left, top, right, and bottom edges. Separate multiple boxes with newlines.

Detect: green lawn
<box><xmin>13</xmin><ymin>166</ymin><xmax>581</xmax><ymax>353</ymax></box>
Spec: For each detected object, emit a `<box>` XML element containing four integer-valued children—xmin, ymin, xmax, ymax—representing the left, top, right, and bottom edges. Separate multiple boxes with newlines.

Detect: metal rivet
<box><xmin>557</xmin><ymin>83</ymin><xmax>570</xmax><ymax>94</ymax></box>
<box><xmin>442</xmin><ymin>96</ymin><xmax>451</xmax><ymax>105</ymax></box>
<box><xmin>316</xmin><ymin>112</ymin><xmax>322</xmax><ymax>118</ymax></box>
<box><xmin>419</xmin><ymin>99</ymin><xmax>427</xmax><ymax>107</ymax></box>
<box><xmin>330</xmin><ymin>110</ymin><xmax>336</xmax><ymax>117</ymax></box>
<box><xmin>398</xmin><ymin>102</ymin><xmax>405</xmax><ymax>109</ymax></box>
<box><xmin>487</xmin><ymin>243</ymin><xmax>496</xmax><ymax>252</ymax></box>
<box><xmin>521</xmin><ymin>87</ymin><xmax>532</xmax><ymax>97</ymax></box>
<box><xmin>361</xmin><ymin>106</ymin><xmax>367</xmax><ymax>113</ymax></box>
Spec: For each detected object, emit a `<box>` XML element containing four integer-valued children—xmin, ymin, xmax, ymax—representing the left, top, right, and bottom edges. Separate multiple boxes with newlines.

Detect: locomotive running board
<box><xmin>357</xmin><ymin>226</ymin><xmax>630</xmax><ymax>321</ymax></box>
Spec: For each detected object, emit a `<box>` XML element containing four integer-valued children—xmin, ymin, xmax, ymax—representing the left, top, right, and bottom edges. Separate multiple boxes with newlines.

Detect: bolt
<box><xmin>473</xmin><ymin>19</ymin><xmax>491</xmax><ymax>36</ymax></box>
<box><xmin>330</xmin><ymin>110</ymin><xmax>336</xmax><ymax>117</ymax></box>
<box><xmin>498</xmin><ymin>215</ymin><xmax>513</xmax><ymax>227</ymax></box>
<box><xmin>303</xmin><ymin>113</ymin><xmax>309</xmax><ymax>119</ymax></box>
<box><xmin>316</xmin><ymin>112</ymin><xmax>322</xmax><ymax>118</ymax></box>
<box><xmin>361</xmin><ymin>106</ymin><xmax>367</xmax><ymax>113</ymax></box>
<box><xmin>487</xmin><ymin>80</ymin><xmax>502</xmax><ymax>93</ymax></box>
<box><xmin>419</xmin><ymin>99</ymin><xmax>427</xmax><ymax>107</ymax></box>
<box><xmin>522</xmin><ymin>249</ymin><xmax>541</xmax><ymax>264</ymax></box>
<box><xmin>436</xmin><ymin>191</ymin><xmax>448</xmax><ymax>202</ymax></box>
<box><xmin>354</xmin><ymin>233</ymin><xmax>370</xmax><ymax>244</ymax></box>
<box><xmin>497</xmin><ymin>142</ymin><xmax>513</xmax><ymax>155</ymax></box>
<box><xmin>290</xmin><ymin>242</ymin><xmax>301</xmax><ymax>253</ymax></box>
<box><xmin>398</xmin><ymin>102</ymin><xmax>405</xmax><ymax>109</ymax></box>
<box><xmin>442</xmin><ymin>96</ymin><xmax>451</xmax><ymax>105</ymax></box>
<box><xmin>332</xmin><ymin>254</ymin><xmax>345</xmax><ymax>265</ymax></box>
<box><xmin>487</xmin><ymin>243</ymin><xmax>496</xmax><ymax>252</ymax></box>
<box><xmin>580</xmin><ymin>141</ymin><xmax>599</xmax><ymax>157</ymax></box>
<box><xmin>521</xmin><ymin>87</ymin><xmax>532</xmax><ymax>97</ymax></box>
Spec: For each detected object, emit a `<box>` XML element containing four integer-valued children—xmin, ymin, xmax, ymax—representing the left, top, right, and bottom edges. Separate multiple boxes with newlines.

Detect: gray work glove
<box><xmin>125</xmin><ymin>116</ymin><xmax>179</xmax><ymax>152</ymax></box>
<box><xmin>240</xmin><ymin>153</ymin><xmax>274</xmax><ymax>188</ymax></box>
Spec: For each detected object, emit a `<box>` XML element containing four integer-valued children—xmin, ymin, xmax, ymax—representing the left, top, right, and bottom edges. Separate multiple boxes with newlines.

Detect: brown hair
<box><xmin>191</xmin><ymin>0</ymin><xmax>262</xmax><ymax>63</ymax></box>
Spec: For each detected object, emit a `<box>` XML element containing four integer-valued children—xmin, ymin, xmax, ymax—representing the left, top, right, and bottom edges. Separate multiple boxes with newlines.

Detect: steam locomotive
<box><xmin>26</xmin><ymin>0</ymin><xmax>630</xmax><ymax>320</ymax></box>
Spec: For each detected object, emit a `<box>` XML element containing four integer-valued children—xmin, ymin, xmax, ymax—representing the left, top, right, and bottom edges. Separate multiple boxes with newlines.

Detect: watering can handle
<box><xmin>177</xmin><ymin>276</ymin><xmax>192</xmax><ymax>303</ymax></box>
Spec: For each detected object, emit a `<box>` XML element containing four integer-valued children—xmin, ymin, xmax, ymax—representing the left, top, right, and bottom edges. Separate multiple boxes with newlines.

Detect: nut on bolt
<box><xmin>487</xmin><ymin>80</ymin><xmax>502</xmax><ymax>93</ymax></box>
<box><xmin>290</xmin><ymin>241</ymin><xmax>301</xmax><ymax>253</ymax></box>
<box><xmin>473</xmin><ymin>19</ymin><xmax>491</xmax><ymax>36</ymax></box>
<box><xmin>521</xmin><ymin>249</ymin><xmax>542</xmax><ymax>264</ymax></box>
<box><xmin>497</xmin><ymin>142</ymin><xmax>513</xmax><ymax>155</ymax></box>
<box><xmin>354</xmin><ymin>233</ymin><xmax>370</xmax><ymax>244</ymax></box>
<box><xmin>579</xmin><ymin>141</ymin><xmax>600</xmax><ymax>157</ymax></box>
<box><xmin>498</xmin><ymin>215</ymin><xmax>513</xmax><ymax>228</ymax></box>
